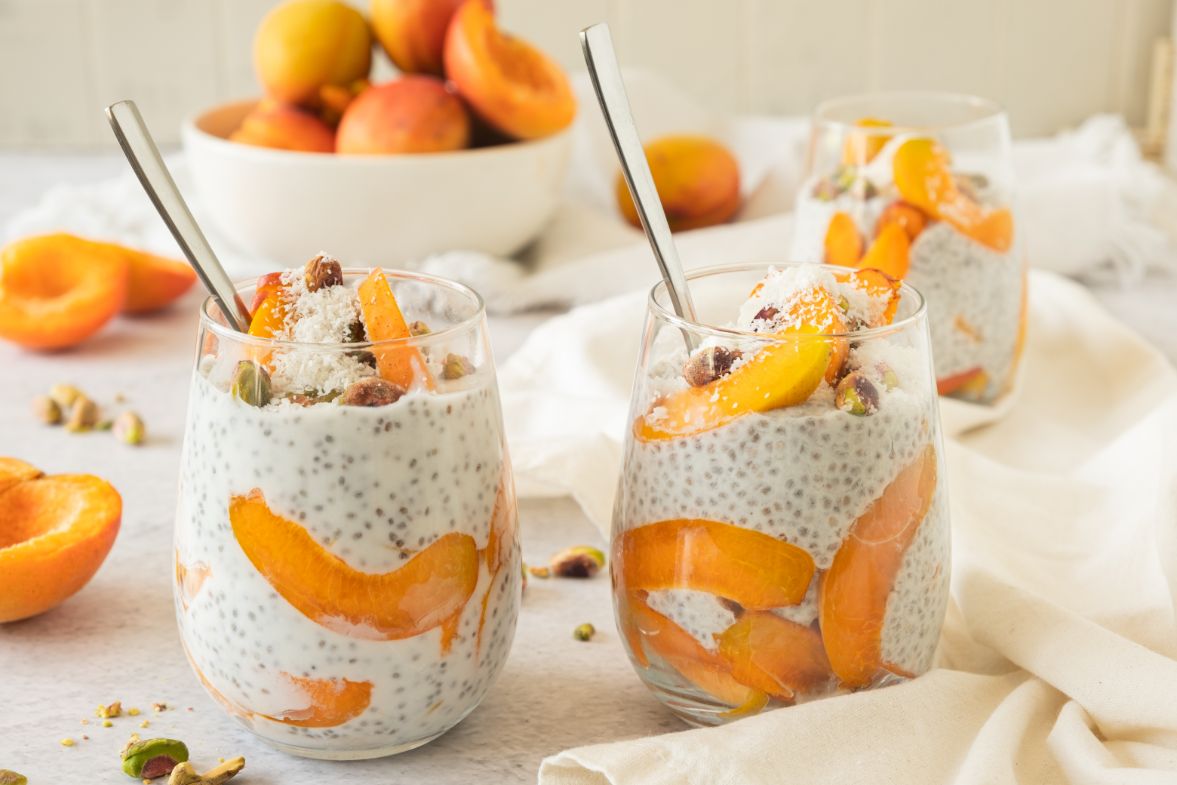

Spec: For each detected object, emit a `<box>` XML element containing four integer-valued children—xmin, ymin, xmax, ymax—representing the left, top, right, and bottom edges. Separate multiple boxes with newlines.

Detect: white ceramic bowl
<box><xmin>182</xmin><ymin>100</ymin><xmax>571</xmax><ymax>267</ymax></box>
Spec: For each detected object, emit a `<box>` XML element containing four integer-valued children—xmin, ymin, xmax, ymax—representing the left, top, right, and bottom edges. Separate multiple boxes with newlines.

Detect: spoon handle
<box><xmin>580</xmin><ymin>24</ymin><xmax>699</xmax><ymax>325</ymax></box>
<box><xmin>105</xmin><ymin>100</ymin><xmax>252</xmax><ymax>333</ymax></box>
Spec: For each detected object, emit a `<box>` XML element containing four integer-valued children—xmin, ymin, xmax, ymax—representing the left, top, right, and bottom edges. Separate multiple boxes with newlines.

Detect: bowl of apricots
<box><xmin>183</xmin><ymin>0</ymin><xmax>576</xmax><ymax>267</ymax></box>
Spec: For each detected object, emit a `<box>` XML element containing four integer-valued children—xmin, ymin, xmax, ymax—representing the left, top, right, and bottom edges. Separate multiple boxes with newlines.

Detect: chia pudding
<box><xmin>174</xmin><ymin>258</ymin><xmax>520</xmax><ymax>758</ymax></box>
<box><xmin>612</xmin><ymin>264</ymin><xmax>950</xmax><ymax>723</ymax></box>
<box><xmin>791</xmin><ymin>126</ymin><xmax>1026</xmax><ymax>404</ymax></box>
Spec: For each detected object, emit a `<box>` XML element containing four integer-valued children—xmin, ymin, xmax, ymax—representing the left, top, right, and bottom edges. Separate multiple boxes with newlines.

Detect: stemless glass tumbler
<box><xmin>791</xmin><ymin>92</ymin><xmax>1026</xmax><ymax>404</ymax></box>
<box><xmin>612</xmin><ymin>263</ymin><xmax>950</xmax><ymax>726</ymax></box>
<box><xmin>174</xmin><ymin>270</ymin><xmax>520</xmax><ymax>759</ymax></box>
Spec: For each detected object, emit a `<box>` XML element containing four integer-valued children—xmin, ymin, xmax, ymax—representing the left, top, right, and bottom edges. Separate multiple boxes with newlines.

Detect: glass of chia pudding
<box><xmin>174</xmin><ymin>255</ymin><xmax>520</xmax><ymax>759</ymax></box>
<box><xmin>612</xmin><ymin>262</ymin><xmax>950</xmax><ymax>725</ymax></box>
<box><xmin>790</xmin><ymin>92</ymin><xmax>1026</xmax><ymax>404</ymax></box>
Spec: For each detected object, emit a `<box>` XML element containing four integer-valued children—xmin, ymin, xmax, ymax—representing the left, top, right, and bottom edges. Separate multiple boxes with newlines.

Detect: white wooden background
<box><xmin>0</xmin><ymin>0</ymin><xmax>1171</xmax><ymax>148</ymax></box>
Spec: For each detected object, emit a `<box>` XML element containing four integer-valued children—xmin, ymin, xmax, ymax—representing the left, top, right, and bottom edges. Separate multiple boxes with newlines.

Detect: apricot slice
<box><xmin>229</xmin><ymin>489</ymin><xmax>477</xmax><ymax>641</ymax></box>
<box><xmin>175</xmin><ymin>551</ymin><xmax>211</xmax><ymax>612</ymax></box>
<box><xmin>443</xmin><ymin>0</ymin><xmax>576</xmax><ymax>140</ymax></box>
<box><xmin>841</xmin><ymin>117</ymin><xmax>893</xmax><ymax>166</ymax></box>
<box><xmin>616</xmin><ymin>136</ymin><xmax>742</xmax><ymax>233</ymax></box>
<box><xmin>875</xmin><ymin>201</ymin><xmax>928</xmax><ymax>243</ymax></box>
<box><xmin>716</xmin><ymin>611</ymin><xmax>833</xmax><ymax>701</ymax></box>
<box><xmin>824</xmin><ymin>211</ymin><xmax>864</xmax><ymax>267</ymax></box>
<box><xmin>857</xmin><ymin>223</ymin><xmax>911</xmax><ymax>281</ymax></box>
<box><xmin>937</xmin><ymin>367</ymin><xmax>989</xmax><ymax>397</ymax></box>
<box><xmin>0</xmin><ymin>233</ymin><xmax>128</xmax><ymax>350</ymax></box>
<box><xmin>357</xmin><ymin>269</ymin><xmax>435</xmax><ymax>390</ymax></box>
<box><xmin>247</xmin><ymin>290</ymin><xmax>288</xmax><ymax>339</ymax></box>
<box><xmin>0</xmin><ymin>473</ymin><xmax>121</xmax><ymax>622</ymax></box>
<box><xmin>0</xmin><ymin>458</ymin><xmax>42</xmax><ymax>495</ymax></box>
<box><xmin>835</xmin><ymin>268</ymin><xmax>901</xmax><ymax>326</ymax></box>
<box><xmin>249</xmin><ymin>272</ymin><xmax>284</xmax><ymax>315</ymax></box>
<box><xmin>616</xmin><ymin>519</ymin><xmax>815</xmax><ymax>609</ymax></box>
<box><xmin>477</xmin><ymin>470</ymin><xmax>518</xmax><ymax>653</ymax></box>
<box><xmin>819</xmin><ymin>445</ymin><xmax>938</xmax><ymax>687</ymax></box>
<box><xmin>265</xmin><ymin>673</ymin><xmax>373</xmax><ymax>727</ymax></box>
<box><xmin>622</xmin><ymin>592</ymin><xmax>766</xmax><ymax>709</ymax></box>
<box><xmin>892</xmin><ymin>138</ymin><xmax>1013</xmax><ymax>252</ymax></box>
<box><xmin>635</xmin><ymin>324</ymin><xmax>829</xmax><ymax>440</ymax></box>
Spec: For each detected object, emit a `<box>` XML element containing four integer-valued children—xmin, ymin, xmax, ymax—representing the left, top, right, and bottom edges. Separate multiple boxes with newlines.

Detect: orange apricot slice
<box><xmin>716</xmin><ymin>611</ymin><xmax>833</xmax><ymax>701</ymax></box>
<box><xmin>819</xmin><ymin>444</ymin><xmax>938</xmax><ymax>687</ymax></box>
<box><xmin>616</xmin><ymin>519</ymin><xmax>815</xmax><ymax>609</ymax></box>
<box><xmin>841</xmin><ymin>117</ymin><xmax>893</xmax><ymax>166</ymax></box>
<box><xmin>937</xmin><ymin>367</ymin><xmax>989</xmax><ymax>397</ymax></box>
<box><xmin>477</xmin><ymin>470</ymin><xmax>518</xmax><ymax>653</ymax></box>
<box><xmin>175</xmin><ymin>551</ymin><xmax>211</xmax><ymax>612</ymax></box>
<box><xmin>824</xmin><ymin>211</ymin><xmax>864</xmax><ymax>267</ymax></box>
<box><xmin>0</xmin><ymin>457</ymin><xmax>42</xmax><ymax>495</ymax></box>
<box><xmin>444</xmin><ymin>0</ymin><xmax>576</xmax><ymax>140</ymax></box>
<box><xmin>0</xmin><ymin>473</ymin><xmax>122</xmax><ymax>622</ymax></box>
<box><xmin>623</xmin><ymin>592</ymin><xmax>767</xmax><ymax>709</ymax></box>
<box><xmin>875</xmin><ymin>201</ymin><xmax>928</xmax><ymax>243</ymax></box>
<box><xmin>0</xmin><ymin>233</ymin><xmax>128</xmax><ymax>350</ymax></box>
<box><xmin>835</xmin><ymin>268</ymin><xmax>902</xmax><ymax>326</ymax></box>
<box><xmin>264</xmin><ymin>673</ymin><xmax>373</xmax><ymax>727</ymax></box>
<box><xmin>636</xmin><ymin>324</ymin><xmax>829</xmax><ymax>441</ymax></box>
<box><xmin>857</xmin><ymin>223</ymin><xmax>911</xmax><ymax>281</ymax></box>
<box><xmin>892</xmin><ymin>138</ymin><xmax>1013</xmax><ymax>252</ymax></box>
<box><xmin>357</xmin><ymin>269</ymin><xmax>435</xmax><ymax>390</ymax></box>
<box><xmin>229</xmin><ymin>489</ymin><xmax>478</xmax><ymax>641</ymax></box>
<box><xmin>248</xmin><ymin>290</ymin><xmax>287</xmax><ymax>339</ymax></box>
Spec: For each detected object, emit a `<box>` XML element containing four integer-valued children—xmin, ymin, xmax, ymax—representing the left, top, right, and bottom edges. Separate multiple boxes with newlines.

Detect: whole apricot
<box><xmin>443</xmin><ymin>0</ymin><xmax>575</xmax><ymax>140</ymax></box>
<box><xmin>254</xmin><ymin>0</ymin><xmax>372</xmax><ymax>107</ymax></box>
<box><xmin>336</xmin><ymin>77</ymin><xmax>470</xmax><ymax>155</ymax></box>
<box><xmin>230</xmin><ymin>101</ymin><xmax>336</xmax><ymax>153</ymax></box>
<box><xmin>615</xmin><ymin>135</ymin><xmax>741</xmax><ymax>232</ymax></box>
<box><xmin>371</xmin><ymin>0</ymin><xmax>466</xmax><ymax>76</ymax></box>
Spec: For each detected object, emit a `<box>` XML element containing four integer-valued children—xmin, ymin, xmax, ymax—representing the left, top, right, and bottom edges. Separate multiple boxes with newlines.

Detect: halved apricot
<box><xmin>841</xmin><ymin>117</ymin><xmax>893</xmax><ymax>166</ymax></box>
<box><xmin>229</xmin><ymin>489</ymin><xmax>478</xmax><ymax>641</ymax></box>
<box><xmin>622</xmin><ymin>592</ymin><xmax>766</xmax><ymax>710</ymax></box>
<box><xmin>635</xmin><ymin>324</ymin><xmax>830</xmax><ymax>441</ymax></box>
<box><xmin>0</xmin><ymin>472</ymin><xmax>121</xmax><ymax>622</ymax></box>
<box><xmin>0</xmin><ymin>457</ymin><xmax>41</xmax><ymax>495</ymax></box>
<box><xmin>265</xmin><ymin>673</ymin><xmax>373</xmax><ymax>727</ymax></box>
<box><xmin>0</xmin><ymin>234</ymin><xmax>128</xmax><ymax>350</ymax></box>
<box><xmin>875</xmin><ymin>201</ymin><xmax>927</xmax><ymax>243</ymax></box>
<box><xmin>357</xmin><ymin>269</ymin><xmax>435</xmax><ymax>390</ymax></box>
<box><xmin>616</xmin><ymin>519</ymin><xmax>815</xmax><ymax>609</ymax></box>
<box><xmin>824</xmin><ymin>211</ymin><xmax>864</xmax><ymax>267</ymax></box>
<box><xmin>119</xmin><ymin>247</ymin><xmax>197</xmax><ymax>314</ymax></box>
<box><xmin>892</xmin><ymin>138</ymin><xmax>1013</xmax><ymax>252</ymax></box>
<box><xmin>857</xmin><ymin>223</ymin><xmax>911</xmax><ymax>280</ymax></box>
<box><xmin>443</xmin><ymin>0</ymin><xmax>576</xmax><ymax>140</ymax></box>
<box><xmin>819</xmin><ymin>445</ymin><xmax>938</xmax><ymax>687</ymax></box>
<box><xmin>716</xmin><ymin>611</ymin><xmax>833</xmax><ymax>701</ymax></box>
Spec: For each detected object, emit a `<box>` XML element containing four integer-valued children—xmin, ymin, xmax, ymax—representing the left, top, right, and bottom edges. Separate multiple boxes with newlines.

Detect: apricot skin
<box><xmin>254</xmin><ymin>0</ymin><xmax>371</xmax><ymax>107</ymax></box>
<box><xmin>336</xmin><ymin>77</ymin><xmax>471</xmax><ymax>155</ymax></box>
<box><xmin>371</xmin><ymin>0</ymin><xmax>466</xmax><ymax>76</ymax></box>
<box><xmin>616</xmin><ymin>136</ymin><xmax>741</xmax><ymax>232</ymax></box>
<box><xmin>443</xmin><ymin>0</ymin><xmax>576</xmax><ymax>140</ymax></box>
<box><xmin>230</xmin><ymin>102</ymin><xmax>335</xmax><ymax>154</ymax></box>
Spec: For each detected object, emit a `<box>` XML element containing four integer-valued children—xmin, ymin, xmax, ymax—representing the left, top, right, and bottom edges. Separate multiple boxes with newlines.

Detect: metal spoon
<box><xmin>580</xmin><ymin>23</ymin><xmax>699</xmax><ymax>339</ymax></box>
<box><xmin>105</xmin><ymin>100</ymin><xmax>252</xmax><ymax>332</ymax></box>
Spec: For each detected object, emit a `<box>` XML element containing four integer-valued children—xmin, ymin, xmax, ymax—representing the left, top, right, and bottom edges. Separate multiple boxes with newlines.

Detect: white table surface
<box><xmin>0</xmin><ymin>153</ymin><xmax>1175</xmax><ymax>784</ymax></box>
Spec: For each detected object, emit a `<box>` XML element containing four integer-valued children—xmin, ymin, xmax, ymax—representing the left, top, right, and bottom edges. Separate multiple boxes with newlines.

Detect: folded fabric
<box><xmin>7</xmin><ymin>73</ymin><xmax>1175</xmax><ymax>315</ymax></box>
<box><xmin>494</xmin><ymin>271</ymin><xmax>1177</xmax><ymax>783</ymax></box>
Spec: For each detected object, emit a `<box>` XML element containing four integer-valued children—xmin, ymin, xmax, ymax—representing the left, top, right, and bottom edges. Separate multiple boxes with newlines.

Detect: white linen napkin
<box><xmin>6</xmin><ymin>73</ymin><xmax>1175</xmax><ymax>312</ymax></box>
<box><xmin>494</xmin><ymin>270</ymin><xmax>1177</xmax><ymax>783</ymax></box>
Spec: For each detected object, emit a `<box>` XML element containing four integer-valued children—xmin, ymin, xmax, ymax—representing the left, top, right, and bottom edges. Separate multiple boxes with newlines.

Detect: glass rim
<box><xmin>199</xmin><ymin>266</ymin><xmax>486</xmax><ymax>351</ymax></box>
<box><xmin>647</xmin><ymin>262</ymin><xmax>927</xmax><ymax>342</ymax></box>
<box><xmin>813</xmin><ymin>90</ymin><xmax>1007</xmax><ymax>136</ymax></box>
